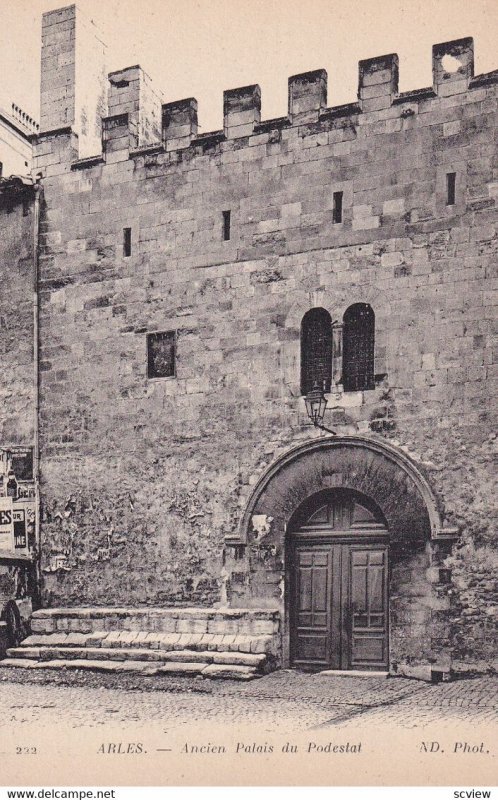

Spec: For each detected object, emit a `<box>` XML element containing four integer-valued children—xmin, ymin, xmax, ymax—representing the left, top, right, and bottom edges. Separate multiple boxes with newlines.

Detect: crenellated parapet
<box><xmin>32</xmin><ymin>5</ymin><xmax>497</xmax><ymax>176</ymax></box>
<box><xmin>107</xmin><ymin>66</ymin><xmax>163</xmax><ymax>153</ymax></box>
<box><xmin>432</xmin><ymin>36</ymin><xmax>474</xmax><ymax>94</ymax></box>
<box><xmin>288</xmin><ymin>69</ymin><xmax>328</xmax><ymax>124</ymax></box>
<box><xmin>224</xmin><ymin>84</ymin><xmax>261</xmax><ymax>138</ymax></box>
<box><xmin>358</xmin><ymin>55</ymin><xmax>399</xmax><ymax>112</ymax></box>
<box><xmin>162</xmin><ymin>99</ymin><xmax>198</xmax><ymax>151</ymax></box>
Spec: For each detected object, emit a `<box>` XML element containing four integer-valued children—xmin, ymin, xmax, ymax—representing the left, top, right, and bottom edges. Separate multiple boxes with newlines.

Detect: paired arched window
<box><xmin>342</xmin><ymin>303</ymin><xmax>375</xmax><ymax>391</ymax></box>
<box><xmin>300</xmin><ymin>303</ymin><xmax>375</xmax><ymax>395</ymax></box>
<box><xmin>300</xmin><ymin>308</ymin><xmax>332</xmax><ymax>395</ymax></box>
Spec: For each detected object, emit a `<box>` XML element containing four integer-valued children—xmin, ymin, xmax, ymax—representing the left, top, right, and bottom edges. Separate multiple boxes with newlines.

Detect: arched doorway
<box><xmin>236</xmin><ymin>437</ymin><xmax>456</xmax><ymax>671</ymax></box>
<box><xmin>288</xmin><ymin>488</ymin><xmax>389</xmax><ymax>671</ymax></box>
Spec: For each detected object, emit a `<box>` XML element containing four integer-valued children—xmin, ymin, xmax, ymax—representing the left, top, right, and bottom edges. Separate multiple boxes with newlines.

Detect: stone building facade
<box><xmin>0</xmin><ymin>5</ymin><xmax>496</xmax><ymax>675</ymax></box>
<box><xmin>0</xmin><ymin>173</ymin><xmax>38</xmax><ymax>652</ymax></box>
<box><xmin>0</xmin><ymin>103</ymin><xmax>37</xmax><ymax>178</ymax></box>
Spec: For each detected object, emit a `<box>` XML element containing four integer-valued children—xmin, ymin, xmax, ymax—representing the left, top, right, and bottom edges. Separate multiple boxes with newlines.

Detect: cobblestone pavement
<box><xmin>1</xmin><ymin>669</ymin><xmax>496</xmax><ymax>786</ymax></box>
<box><xmin>0</xmin><ymin>667</ymin><xmax>497</xmax><ymax>733</ymax></box>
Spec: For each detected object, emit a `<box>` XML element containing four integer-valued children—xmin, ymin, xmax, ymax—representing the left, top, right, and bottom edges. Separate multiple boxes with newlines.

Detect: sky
<box><xmin>0</xmin><ymin>0</ymin><xmax>497</xmax><ymax>134</ymax></box>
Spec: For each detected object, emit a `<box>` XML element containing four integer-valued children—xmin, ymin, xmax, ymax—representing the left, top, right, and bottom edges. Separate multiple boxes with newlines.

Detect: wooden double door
<box><xmin>289</xmin><ymin>491</ymin><xmax>389</xmax><ymax>671</ymax></box>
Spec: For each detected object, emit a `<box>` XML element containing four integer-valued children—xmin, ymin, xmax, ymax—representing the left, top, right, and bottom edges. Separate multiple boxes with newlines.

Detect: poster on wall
<box><xmin>0</xmin><ymin>449</ymin><xmax>9</xmax><ymax>477</ymax></box>
<box><xmin>0</xmin><ymin>495</ymin><xmax>14</xmax><ymax>551</ymax></box>
<box><xmin>8</xmin><ymin>447</ymin><xmax>34</xmax><ymax>482</ymax></box>
<box><xmin>0</xmin><ymin>448</ymin><xmax>36</xmax><ymax>554</ymax></box>
<box><xmin>0</xmin><ymin>450</ymin><xmax>26</xmax><ymax>497</ymax></box>
<box><xmin>13</xmin><ymin>507</ymin><xmax>27</xmax><ymax>550</ymax></box>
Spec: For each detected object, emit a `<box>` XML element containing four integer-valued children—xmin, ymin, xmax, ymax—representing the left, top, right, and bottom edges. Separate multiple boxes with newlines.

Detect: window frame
<box><xmin>146</xmin><ymin>330</ymin><xmax>177</xmax><ymax>380</ymax></box>
<box><xmin>222</xmin><ymin>210</ymin><xmax>231</xmax><ymax>241</ymax></box>
<box><xmin>123</xmin><ymin>227</ymin><xmax>132</xmax><ymax>257</ymax></box>
<box><xmin>300</xmin><ymin>307</ymin><xmax>333</xmax><ymax>396</ymax></box>
<box><xmin>332</xmin><ymin>191</ymin><xmax>343</xmax><ymax>224</ymax></box>
<box><xmin>342</xmin><ymin>303</ymin><xmax>375</xmax><ymax>392</ymax></box>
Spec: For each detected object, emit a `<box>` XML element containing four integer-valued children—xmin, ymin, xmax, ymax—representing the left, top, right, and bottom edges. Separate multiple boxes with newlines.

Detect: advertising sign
<box><xmin>0</xmin><ymin>449</ymin><xmax>8</xmax><ymax>476</ymax></box>
<box><xmin>9</xmin><ymin>447</ymin><xmax>34</xmax><ymax>481</ymax></box>
<box><xmin>16</xmin><ymin>481</ymin><xmax>36</xmax><ymax>501</ymax></box>
<box><xmin>13</xmin><ymin>507</ymin><xmax>27</xmax><ymax>549</ymax></box>
<box><xmin>0</xmin><ymin>495</ymin><xmax>14</xmax><ymax>551</ymax></box>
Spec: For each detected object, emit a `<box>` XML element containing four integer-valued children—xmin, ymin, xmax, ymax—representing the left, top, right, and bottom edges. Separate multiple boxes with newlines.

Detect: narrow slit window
<box><xmin>446</xmin><ymin>172</ymin><xmax>456</xmax><ymax>206</ymax></box>
<box><xmin>332</xmin><ymin>191</ymin><xmax>343</xmax><ymax>224</ymax></box>
<box><xmin>123</xmin><ymin>227</ymin><xmax>132</xmax><ymax>257</ymax></box>
<box><xmin>222</xmin><ymin>210</ymin><xmax>231</xmax><ymax>241</ymax></box>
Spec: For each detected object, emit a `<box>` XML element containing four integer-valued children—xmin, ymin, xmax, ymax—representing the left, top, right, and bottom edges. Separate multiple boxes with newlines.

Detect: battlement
<box><xmin>10</xmin><ymin>104</ymin><xmax>39</xmax><ymax>134</ymax></box>
<box><xmin>34</xmin><ymin>5</ymin><xmax>498</xmax><ymax>174</ymax></box>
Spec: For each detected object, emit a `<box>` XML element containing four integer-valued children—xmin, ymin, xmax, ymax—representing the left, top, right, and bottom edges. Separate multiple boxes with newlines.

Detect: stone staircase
<box><xmin>1</xmin><ymin>607</ymin><xmax>281</xmax><ymax>680</ymax></box>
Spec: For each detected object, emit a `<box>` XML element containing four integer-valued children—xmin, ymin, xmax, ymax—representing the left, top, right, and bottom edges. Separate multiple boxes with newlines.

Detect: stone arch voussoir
<box><xmin>240</xmin><ymin>436</ymin><xmax>444</xmax><ymax>547</ymax></box>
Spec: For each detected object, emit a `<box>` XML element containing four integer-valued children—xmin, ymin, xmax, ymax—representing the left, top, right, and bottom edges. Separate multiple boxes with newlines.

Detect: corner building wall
<box><xmin>34</xmin><ymin>19</ymin><xmax>497</xmax><ymax>670</ymax></box>
<box><xmin>0</xmin><ymin>192</ymin><xmax>35</xmax><ymax>446</ymax></box>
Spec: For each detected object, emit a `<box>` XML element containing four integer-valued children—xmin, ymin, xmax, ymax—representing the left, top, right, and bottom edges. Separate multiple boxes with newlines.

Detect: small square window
<box><xmin>147</xmin><ymin>331</ymin><xmax>176</xmax><ymax>379</ymax></box>
<box><xmin>332</xmin><ymin>191</ymin><xmax>343</xmax><ymax>223</ymax></box>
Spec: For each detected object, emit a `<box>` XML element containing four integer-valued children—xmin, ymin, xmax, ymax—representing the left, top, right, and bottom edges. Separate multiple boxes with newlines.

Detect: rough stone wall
<box><xmin>0</xmin><ymin>188</ymin><xmax>37</xmax><ymax>621</ymax></box>
<box><xmin>33</xmin><ymin>31</ymin><xmax>497</xmax><ymax>666</ymax></box>
<box><xmin>0</xmin><ymin>193</ymin><xmax>34</xmax><ymax>446</ymax></box>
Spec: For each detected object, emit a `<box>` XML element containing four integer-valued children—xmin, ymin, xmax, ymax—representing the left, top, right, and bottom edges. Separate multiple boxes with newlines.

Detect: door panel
<box><xmin>349</xmin><ymin>546</ymin><xmax>388</xmax><ymax>668</ymax></box>
<box><xmin>292</xmin><ymin>546</ymin><xmax>335</xmax><ymax>668</ymax></box>
<box><xmin>290</xmin><ymin>540</ymin><xmax>388</xmax><ymax>670</ymax></box>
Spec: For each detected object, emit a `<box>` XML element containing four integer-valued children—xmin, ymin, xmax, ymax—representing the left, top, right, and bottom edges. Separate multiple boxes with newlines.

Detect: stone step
<box><xmin>6</xmin><ymin>645</ymin><xmax>266</xmax><ymax>668</ymax></box>
<box><xmin>0</xmin><ymin>657</ymin><xmax>257</xmax><ymax>680</ymax></box>
<box><xmin>30</xmin><ymin>607</ymin><xmax>280</xmax><ymax>639</ymax></box>
<box><xmin>18</xmin><ymin>631</ymin><xmax>273</xmax><ymax>654</ymax></box>
<box><xmin>3</xmin><ymin>606</ymin><xmax>281</xmax><ymax>680</ymax></box>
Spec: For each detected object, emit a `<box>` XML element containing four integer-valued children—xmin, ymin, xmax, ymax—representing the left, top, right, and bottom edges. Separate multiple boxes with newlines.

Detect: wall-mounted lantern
<box><xmin>304</xmin><ymin>382</ymin><xmax>336</xmax><ymax>435</ymax></box>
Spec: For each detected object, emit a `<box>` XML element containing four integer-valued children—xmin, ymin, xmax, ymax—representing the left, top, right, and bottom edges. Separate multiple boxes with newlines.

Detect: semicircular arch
<box><xmin>240</xmin><ymin>436</ymin><xmax>443</xmax><ymax>547</ymax></box>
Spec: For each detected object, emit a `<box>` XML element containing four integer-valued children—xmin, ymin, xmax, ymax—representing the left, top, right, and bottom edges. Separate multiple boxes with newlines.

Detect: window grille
<box><xmin>300</xmin><ymin>308</ymin><xmax>333</xmax><ymax>395</ymax></box>
<box><xmin>342</xmin><ymin>303</ymin><xmax>375</xmax><ymax>391</ymax></box>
